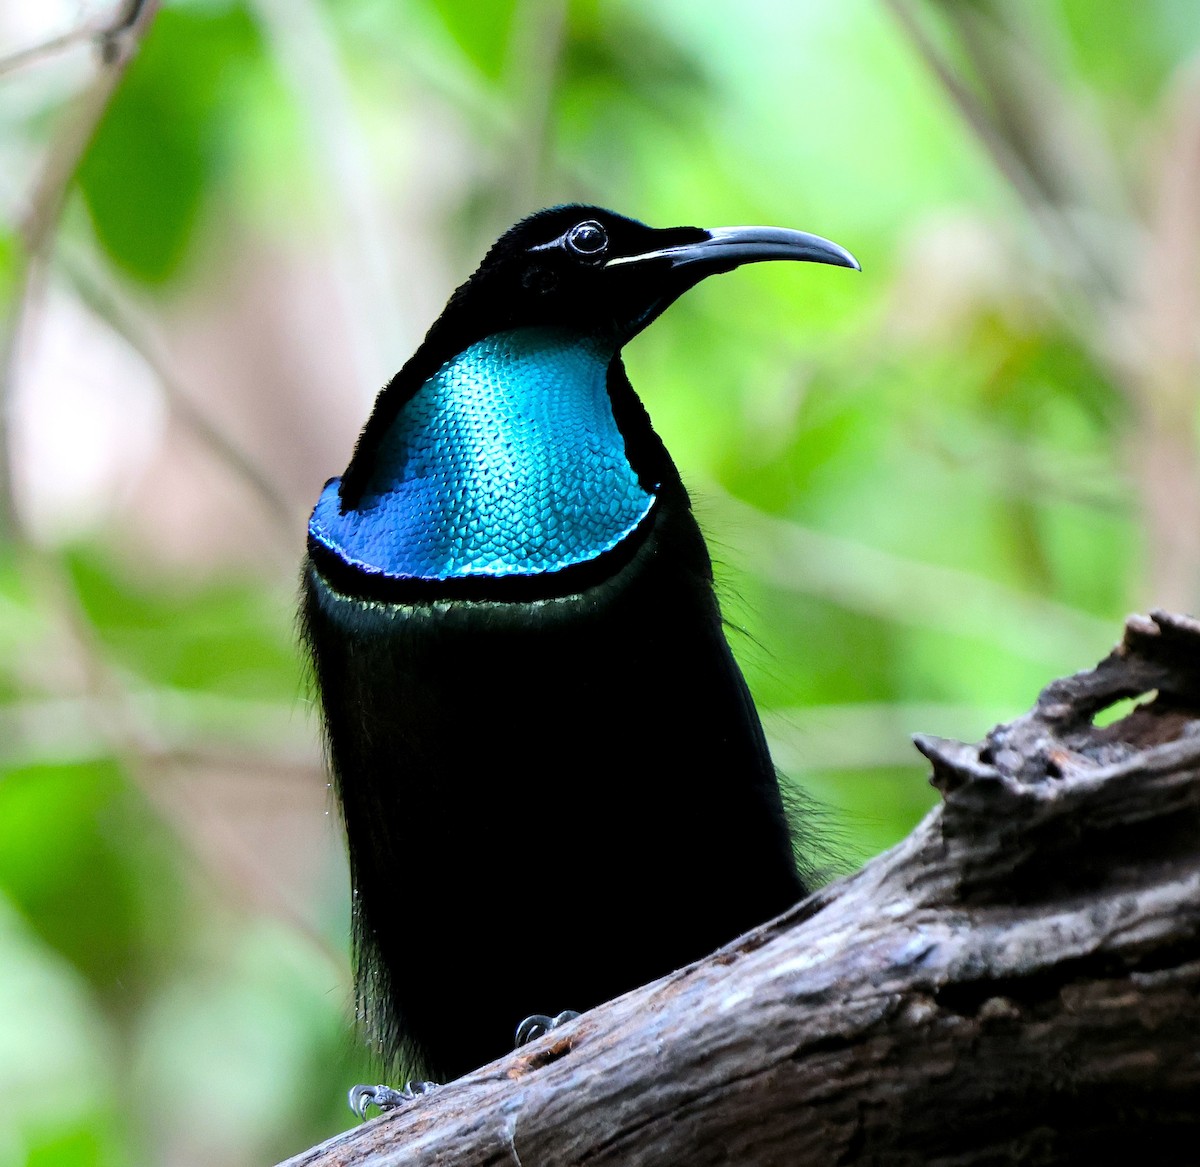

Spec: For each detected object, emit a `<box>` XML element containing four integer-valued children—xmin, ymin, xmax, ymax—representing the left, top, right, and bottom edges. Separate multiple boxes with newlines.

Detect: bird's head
<box><xmin>423</xmin><ymin>204</ymin><xmax>860</xmax><ymax>358</ymax></box>
<box><xmin>319</xmin><ymin>206</ymin><xmax>858</xmax><ymax>591</ymax></box>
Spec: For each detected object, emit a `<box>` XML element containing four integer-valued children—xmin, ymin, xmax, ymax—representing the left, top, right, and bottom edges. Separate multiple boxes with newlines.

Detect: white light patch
<box><xmin>719</xmin><ymin>988</ymin><xmax>753</xmax><ymax>1013</ymax></box>
<box><xmin>12</xmin><ymin>283</ymin><xmax>165</xmax><ymax>542</ymax></box>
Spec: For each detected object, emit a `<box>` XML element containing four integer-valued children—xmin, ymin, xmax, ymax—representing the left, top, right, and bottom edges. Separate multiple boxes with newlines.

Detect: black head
<box><xmin>340</xmin><ymin>206</ymin><xmax>858</xmax><ymax>505</ymax></box>
<box><xmin>420</xmin><ymin>204</ymin><xmax>859</xmax><ymax>363</ymax></box>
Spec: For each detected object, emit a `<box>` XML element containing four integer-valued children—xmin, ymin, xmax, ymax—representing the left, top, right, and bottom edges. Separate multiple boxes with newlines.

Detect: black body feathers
<box><xmin>301</xmin><ymin>206</ymin><xmax>857</xmax><ymax>1080</ymax></box>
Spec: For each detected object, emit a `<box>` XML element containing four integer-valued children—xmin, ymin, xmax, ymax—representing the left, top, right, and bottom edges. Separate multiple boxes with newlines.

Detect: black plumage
<box><xmin>301</xmin><ymin>206</ymin><xmax>858</xmax><ymax>1084</ymax></box>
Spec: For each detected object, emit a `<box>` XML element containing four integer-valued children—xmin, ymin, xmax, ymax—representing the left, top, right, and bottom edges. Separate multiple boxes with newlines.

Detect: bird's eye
<box><xmin>566</xmin><ymin>220</ymin><xmax>608</xmax><ymax>256</ymax></box>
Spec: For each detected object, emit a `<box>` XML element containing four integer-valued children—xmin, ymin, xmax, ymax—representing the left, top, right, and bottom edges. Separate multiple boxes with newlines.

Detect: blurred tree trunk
<box><xmin>278</xmin><ymin>610</ymin><xmax>1200</xmax><ymax>1167</ymax></box>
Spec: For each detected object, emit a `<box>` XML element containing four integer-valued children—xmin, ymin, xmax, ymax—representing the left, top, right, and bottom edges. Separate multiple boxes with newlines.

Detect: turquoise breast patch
<box><xmin>309</xmin><ymin>328</ymin><xmax>655</xmax><ymax>580</ymax></box>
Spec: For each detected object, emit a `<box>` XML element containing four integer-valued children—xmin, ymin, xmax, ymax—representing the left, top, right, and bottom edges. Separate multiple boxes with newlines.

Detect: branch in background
<box><xmin>885</xmin><ymin>0</ymin><xmax>1200</xmax><ymax>612</ymax></box>
<box><xmin>0</xmin><ymin>0</ymin><xmax>330</xmax><ymax>976</ymax></box>
<box><xmin>502</xmin><ymin>0</ymin><xmax>569</xmax><ymax>224</ymax></box>
<box><xmin>0</xmin><ymin>688</ymin><xmax>317</xmax><ymax>771</ymax></box>
<box><xmin>0</xmin><ymin>0</ymin><xmax>338</xmax><ymax>1019</ymax></box>
<box><xmin>1126</xmin><ymin>64</ymin><xmax>1200</xmax><ymax>612</ymax></box>
<box><xmin>138</xmin><ymin>748</ymin><xmax>349</xmax><ymax>979</ymax></box>
<box><xmin>0</xmin><ymin>0</ymin><xmax>161</xmax><ymax>540</ymax></box>
<box><xmin>0</xmin><ymin>24</ymin><xmax>97</xmax><ymax>79</ymax></box>
<box><xmin>763</xmin><ymin>701</ymin><xmax>1004</xmax><ymax>773</ymax></box>
<box><xmin>58</xmin><ymin>247</ymin><xmax>302</xmax><ymax>557</ymax></box>
<box><xmin>18</xmin><ymin>549</ymin><xmax>347</xmax><ymax>978</ymax></box>
<box><xmin>882</xmin><ymin>0</ymin><xmax>1046</xmax><ymax>224</ymax></box>
<box><xmin>279</xmin><ymin>612</ymin><xmax>1200</xmax><ymax>1166</ymax></box>
<box><xmin>0</xmin><ymin>0</ymin><xmax>147</xmax><ymax>77</ymax></box>
<box><xmin>714</xmin><ymin>491</ymin><xmax>1113</xmax><ymax>667</ymax></box>
<box><xmin>2</xmin><ymin>0</ymin><xmax>303</xmax><ymax>557</ymax></box>
<box><xmin>248</xmin><ymin>0</ymin><xmax>410</xmax><ymax>386</ymax></box>
<box><xmin>882</xmin><ymin>0</ymin><xmax>1123</xmax><ymax>310</ymax></box>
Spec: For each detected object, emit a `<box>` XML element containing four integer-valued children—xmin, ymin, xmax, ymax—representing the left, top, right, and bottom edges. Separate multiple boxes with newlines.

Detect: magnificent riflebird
<box><xmin>301</xmin><ymin>206</ymin><xmax>859</xmax><ymax>1094</ymax></box>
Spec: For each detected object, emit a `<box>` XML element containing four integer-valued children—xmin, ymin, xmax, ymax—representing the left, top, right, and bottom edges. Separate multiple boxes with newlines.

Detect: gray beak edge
<box><xmin>607</xmin><ymin>225</ymin><xmax>860</xmax><ymax>273</ymax></box>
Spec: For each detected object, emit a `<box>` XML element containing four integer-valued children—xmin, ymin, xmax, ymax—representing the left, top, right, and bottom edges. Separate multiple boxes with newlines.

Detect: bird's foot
<box><xmin>514</xmin><ymin>1010</ymin><xmax>581</xmax><ymax>1047</ymax></box>
<box><xmin>348</xmin><ymin>1079</ymin><xmax>439</xmax><ymax>1120</ymax></box>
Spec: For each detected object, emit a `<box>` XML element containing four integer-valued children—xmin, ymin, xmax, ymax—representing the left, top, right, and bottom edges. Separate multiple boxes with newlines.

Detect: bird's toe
<box><xmin>348</xmin><ymin>1080</ymin><xmax>439</xmax><ymax>1119</ymax></box>
<box><xmin>515</xmin><ymin>1010</ymin><xmax>581</xmax><ymax>1047</ymax></box>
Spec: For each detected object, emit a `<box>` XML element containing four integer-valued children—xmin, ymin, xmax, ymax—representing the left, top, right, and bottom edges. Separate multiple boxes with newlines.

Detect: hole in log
<box><xmin>1091</xmin><ymin>690</ymin><xmax>1157</xmax><ymax>727</ymax></box>
<box><xmin>519</xmin><ymin>1035</ymin><xmax>576</xmax><ymax>1073</ymax></box>
<box><xmin>1087</xmin><ymin>691</ymin><xmax>1200</xmax><ymax>751</ymax></box>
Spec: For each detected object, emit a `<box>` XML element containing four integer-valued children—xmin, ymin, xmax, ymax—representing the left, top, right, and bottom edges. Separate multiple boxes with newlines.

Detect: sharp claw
<box><xmin>515</xmin><ymin>1014</ymin><xmax>554</xmax><ymax>1046</ymax></box>
<box><xmin>348</xmin><ymin>1080</ymin><xmax>440</xmax><ymax>1119</ymax></box>
<box><xmin>349</xmin><ymin>1083</ymin><xmax>380</xmax><ymax>1120</ymax></box>
<box><xmin>515</xmin><ymin>1010</ymin><xmax>581</xmax><ymax>1048</ymax></box>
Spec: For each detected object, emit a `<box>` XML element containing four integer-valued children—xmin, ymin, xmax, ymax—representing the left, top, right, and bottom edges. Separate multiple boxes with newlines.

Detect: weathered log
<box><xmin>280</xmin><ymin>610</ymin><xmax>1200</xmax><ymax>1167</ymax></box>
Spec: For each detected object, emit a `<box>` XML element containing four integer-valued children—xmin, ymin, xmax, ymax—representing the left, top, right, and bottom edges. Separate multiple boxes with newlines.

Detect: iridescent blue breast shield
<box><xmin>309</xmin><ymin>327</ymin><xmax>656</xmax><ymax>581</ymax></box>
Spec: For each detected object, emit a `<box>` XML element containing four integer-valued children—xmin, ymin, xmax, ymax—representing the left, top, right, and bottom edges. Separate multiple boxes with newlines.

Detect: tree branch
<box><xmin>57</xmin><ymin>247</ymin><xmax>302</xmax><ymax>555</ymax></box>
<box><xmin>0</xmin><ymin>0</ymin><xmax>161</xmax><ymax>538</ymax></box>
<box><xmin>885</xmin><ymin>1</ymin><xmax>1200</xmax><ymax>612</ymax></box>
<box><xmin>0</xmin><ymin>0</ymin><xmax>149</xmax><ymax>77</ymax></box>
<box><xmin>278</xmin><ymin>610</ymin><xmax>1200</xmax><ymax>1166</ymax></box>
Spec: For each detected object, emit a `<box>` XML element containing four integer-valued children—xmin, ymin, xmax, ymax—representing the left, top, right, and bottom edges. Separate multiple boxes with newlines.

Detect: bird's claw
<box><xmin>348</xmin><ymin>1079</ymin><xmax>439</xmax><ymax>1120</ymax></box>
<box><xmin>514</xmin><ymin>1010</ymin><xmax>581</xmax><ymax>1047</ymax></box>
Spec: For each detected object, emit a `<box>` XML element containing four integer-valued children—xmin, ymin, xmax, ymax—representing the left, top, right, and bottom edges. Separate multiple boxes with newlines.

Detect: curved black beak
<box><xmin>606</xmin><ymin>225</ymin><xmax>860</xmax><ymax>275</ymax></box>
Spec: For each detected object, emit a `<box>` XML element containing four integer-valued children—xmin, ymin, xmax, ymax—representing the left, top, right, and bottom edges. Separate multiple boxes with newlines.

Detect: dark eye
<box><xmin>566</xmin><ymin>220</ymin><xmax>608</xmax><ymax>256</ymax></box>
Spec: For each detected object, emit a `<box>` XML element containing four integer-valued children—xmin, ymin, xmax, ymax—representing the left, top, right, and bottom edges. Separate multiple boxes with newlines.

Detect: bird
<box><xmin>301</xmin><ymin>205</ymin><xmax>859</xmax><ymax>1101</ymax></box>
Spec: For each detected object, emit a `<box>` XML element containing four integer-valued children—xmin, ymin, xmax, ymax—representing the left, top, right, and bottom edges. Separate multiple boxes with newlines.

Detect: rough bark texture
<box><xmin>279</xmin><ymin>610</ymin><xmax>1200</xmax><ymax>1167</ymax></box>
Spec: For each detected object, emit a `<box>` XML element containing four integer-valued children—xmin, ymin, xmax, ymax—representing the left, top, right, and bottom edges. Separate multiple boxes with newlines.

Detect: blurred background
<box><xmin>0</xmin><ymin>0</ymin><xmax>1197</xmax><ymax>1162</ymax></box>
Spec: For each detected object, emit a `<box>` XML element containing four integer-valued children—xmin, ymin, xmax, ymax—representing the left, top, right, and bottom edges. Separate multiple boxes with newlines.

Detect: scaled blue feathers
<box><xmin>309</xmin><ymin>327</ymin><xmax>655</xmax><ymax>581</ymax></box>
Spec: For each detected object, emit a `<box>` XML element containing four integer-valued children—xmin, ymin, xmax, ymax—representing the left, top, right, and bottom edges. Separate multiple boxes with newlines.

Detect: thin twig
<box><xmin>1124</xmin><ymin>61</ymin><xmax>1200</xmax><ymax>610</ymax></box>
<box><xmin>57</xmin><ymin>247</ymin><xmax>302</xmax><ymax>554</ymax></box>
<box><xmin>713</xmin><ymin>490</ymin><xmax>1113</xmax><ymax>667</ymax></box>
<box><xmin>0</xmin><ymin>0</ymin><xmax>161</xmax><ymax>540</ymax></box>
<box><xmin>0</xmin><ymin>25</ymin><xmax>95</xmax><ymax>79</ymax></box>
<box><xmin>882</xmin><ymin>0</ymin><xmax>1123</xmax><ymax>314</ymax></box>
<box><xmin>887</xmin><ymin>0</ymin><xmax>1200</xmax><ymax>609</ymax></box>
<box><xmin>502</xmin><ymin>0</ymin><xmax>569</xmax><ymax>224</ymax></box>
<box><xmin>21</xmin><ymin>546</ymin><xmax>348</xmax><ymax>978</ymax></box>
<box><xmin>247</xmin><ymin>0</ymin><xmax>409</xmax><ymax>386</ymax></box>
<box><xmin>882</xmin><ymin>0</ymin><xmax>1042</xmax><ymax>219</ymax></box>
<box><xmin>0</xmin><ymin>0</ymin><xmax>146</xmax><ymax>78</ymax></box>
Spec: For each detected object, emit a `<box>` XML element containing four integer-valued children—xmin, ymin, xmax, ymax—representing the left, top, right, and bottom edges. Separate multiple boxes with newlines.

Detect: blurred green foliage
<box><xmin>78</xmin><ymin>6</ymin><xmax>265</xmax><ymax>283</ymax></box>
<box><xmin>1</xmin><ymin>0</ymin><xmax>1197</xmax><ymax>1163</ymax></box>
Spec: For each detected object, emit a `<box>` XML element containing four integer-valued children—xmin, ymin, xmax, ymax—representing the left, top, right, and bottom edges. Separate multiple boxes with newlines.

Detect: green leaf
<box><xmin>427</xmin><ymin>0</ymin><xmax>519</xmax><ymax>81</ymax></box>
<box><xmin>24</xmin><ymin>1123</ymin><xmax>125</xmax><ymax>1167</ymax></box>
<box><xmin>77</xmin><ymin>4</ymin><xmax>264</xmax><ymax>284</ymax></box>
<box><xmin>65</xmin><ymin>550</ymin><xmax>301</xmax><ymax>701</ymax></box>
<box><xmin>0</xmin><ymin>759</ymin><xmax>180</xmax><ymax>999</ymax></box>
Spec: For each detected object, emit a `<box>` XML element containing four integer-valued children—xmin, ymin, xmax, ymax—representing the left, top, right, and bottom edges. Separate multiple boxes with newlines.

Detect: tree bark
<box><xmin>279</xmin><ymin>610</ymin><xmax>1200</xmax><ymax>1167</ymax></box>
